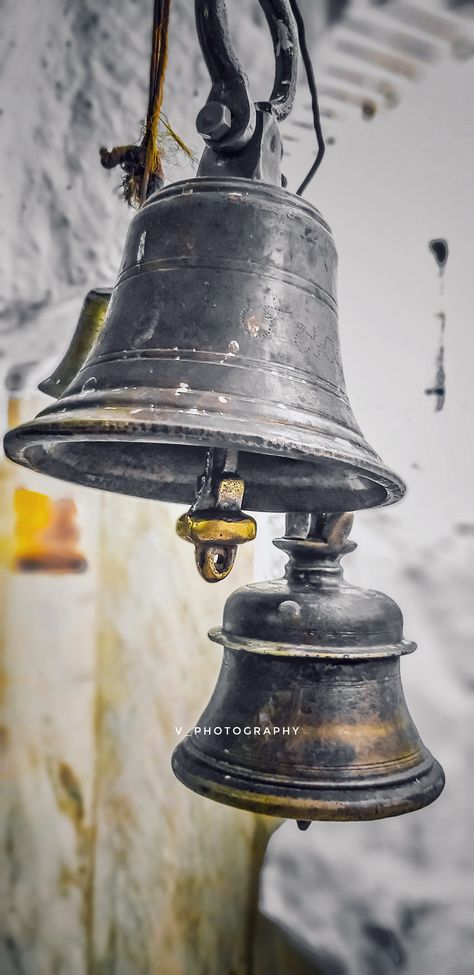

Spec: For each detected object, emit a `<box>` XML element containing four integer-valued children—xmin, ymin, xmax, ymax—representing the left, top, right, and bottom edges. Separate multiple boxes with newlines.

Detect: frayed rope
<box><xmin>100</xmin><ymin>0</ymin><xmax>193</xmax><ymax>207</ymax></box>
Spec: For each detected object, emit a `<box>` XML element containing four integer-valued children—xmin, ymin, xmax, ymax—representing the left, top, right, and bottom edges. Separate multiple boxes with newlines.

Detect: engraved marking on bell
<box><xmin>242</xmin><ymin>312</ymin><xmax>262</xmax><ymax>337</ymax></box>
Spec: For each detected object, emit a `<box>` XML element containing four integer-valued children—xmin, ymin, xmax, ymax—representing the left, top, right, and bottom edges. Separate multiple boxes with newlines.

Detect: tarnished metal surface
<box><xmin>172</xmin><ymin>514</ymin><xmax>445</xmax><ymax>821</ymax></box>
<box><xmin>4</xmin><ymin>178</ymin><xmax>404</xmax><ymax>513</ymax></box>
<box><xmin>195</xmin><ymin>0</ymin><xmax>298</xmax><ymax>155</ymax></box>
<box><xmin>197</xmin><ymin>110</ymin><xmax>284</xmax><ymax>184</ymax></box>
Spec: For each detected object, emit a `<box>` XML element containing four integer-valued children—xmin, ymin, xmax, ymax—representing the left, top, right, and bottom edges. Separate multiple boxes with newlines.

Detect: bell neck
<box><xmin>274</xmin><ymin>513</ymin><xmax>356</xmax><ymax>588</ymax></box>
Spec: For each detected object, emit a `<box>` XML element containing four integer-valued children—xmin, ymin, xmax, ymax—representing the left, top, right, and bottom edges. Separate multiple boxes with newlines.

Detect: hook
<box><xmin>195</xmin><ymin>0</ymin><xmax>298</xmax><ymax>152</ymax></box>
<box><xmin>195</xmin><ymin>544</ymin><xmax>237</xmax><ymax>583</ymax></box>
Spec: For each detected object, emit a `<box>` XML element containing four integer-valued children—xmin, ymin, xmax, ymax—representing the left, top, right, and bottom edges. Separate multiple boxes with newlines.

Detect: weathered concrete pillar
<box><xmin>0</xmin><ymin>395</ymin><xmax>100</xmax><ymax>975</ymax></box>
<box><xmin>91</xmin><ymin>493</ymin><xmax>274</xmax><ymax>974</ymax></box>
<box><xmin>1</xmin><ymin>394</ymin><xmax>309</xmax><ymax>975</ymax></box>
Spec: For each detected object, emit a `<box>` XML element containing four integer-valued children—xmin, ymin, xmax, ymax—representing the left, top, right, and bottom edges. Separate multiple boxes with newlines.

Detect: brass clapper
<box><xmin>176</xmin><ymin>449</ymin><xmax>256</xmax><ymax>583</ymax></box>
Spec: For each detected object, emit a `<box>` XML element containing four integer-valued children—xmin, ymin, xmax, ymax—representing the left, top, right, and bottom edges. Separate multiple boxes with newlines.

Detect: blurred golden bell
<box><xmin>38</xmin><ymin>288</ymin><xmax>112</xmax><ymax>399</ymax></box>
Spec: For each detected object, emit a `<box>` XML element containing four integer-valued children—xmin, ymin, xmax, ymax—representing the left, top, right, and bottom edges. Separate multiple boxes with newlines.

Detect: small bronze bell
<box><xmin>172</xmin><ymin>513</ymin><xmax>445</xmax><ymax>821</ymax></box>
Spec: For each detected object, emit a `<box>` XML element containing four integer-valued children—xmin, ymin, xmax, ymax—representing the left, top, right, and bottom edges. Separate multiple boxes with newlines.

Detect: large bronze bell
<box><xmin>172</xmin><ymin>513</ymin><xmax>445</xmax><ymax>821</ymax></box>
<box><xmin>3</xmin><ymin>0</ymin><xmax>406</xmax><ymax>584</ymax></box>
<box><xmin>4</xmin><ymin>178</ymin><xmax>404</xmax><ymax>515</ymax></box>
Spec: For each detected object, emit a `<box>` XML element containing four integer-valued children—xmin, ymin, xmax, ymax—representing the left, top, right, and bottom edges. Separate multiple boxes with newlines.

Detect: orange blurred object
<box><xmin>13</xmin><ymin>487</ymin><xmax>87</xmax><ymax>573</ymax></box>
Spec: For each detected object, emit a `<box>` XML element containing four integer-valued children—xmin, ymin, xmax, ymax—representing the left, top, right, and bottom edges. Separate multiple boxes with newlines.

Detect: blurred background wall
<box><xmin>1</xmin><ymin>1</ymin><xmax>473</xmax><ymax>972</ymax></box>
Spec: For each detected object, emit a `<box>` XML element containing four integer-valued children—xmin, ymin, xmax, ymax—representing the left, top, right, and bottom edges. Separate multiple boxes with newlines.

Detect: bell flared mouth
<box><xmin>171</xmin><ymin>638</ymin><xmax>445</xmax><ymax>822</ymax></box>
<box><xmin>172</xmin><ymin>739</ymin><xmax>445</xmax><ymax>822</ymax></box>
<box><xmin>4</xmin><ymin>397</ymin><xmax>405</xmax><ymax>512</ymax></box>
<box><xmin>5</xmin><ymin>173</ymin><xmax>405</xmax><ymax>511</ymax></box>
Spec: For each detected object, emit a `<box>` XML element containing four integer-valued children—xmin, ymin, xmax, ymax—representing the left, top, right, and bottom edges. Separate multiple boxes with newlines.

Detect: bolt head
<box><xmin>196</xmin><ymin>102</ymin><xmax>232</xmax><ymax>141</ymax></box>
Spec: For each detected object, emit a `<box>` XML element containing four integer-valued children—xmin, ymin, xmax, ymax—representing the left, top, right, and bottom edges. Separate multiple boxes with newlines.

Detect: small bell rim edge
<box><xmin>171</xmin><ymin>746</ymin><xmax>446</xmax><ymax>822</ymax></box>
<box><xmin>207</xmin><ymin>629</ymin><xmax>417</xmax><ymax>659</ymax></box>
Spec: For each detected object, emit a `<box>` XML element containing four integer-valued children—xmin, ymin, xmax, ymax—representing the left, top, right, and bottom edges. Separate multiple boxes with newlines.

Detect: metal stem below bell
<box><xmin>172</xmin><ymin>514</ymin><xmax>445</xmax><ymax>821</ymax></box>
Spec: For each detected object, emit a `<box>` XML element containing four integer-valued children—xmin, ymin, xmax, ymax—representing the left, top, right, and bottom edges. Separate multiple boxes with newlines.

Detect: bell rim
<box><xmin>4</xmin><ymin>411</ymin><xmax>406</xmax><ymax>511</ymax></box>
<box><xmin>172</xmin><ymin>743</ymin><xmax>445</xmax><ymax>822</ymax></box>
<box><xmin>208</xmin><ymin>628</ymin><xmax>417</xmax><ymax>659</ymax></box>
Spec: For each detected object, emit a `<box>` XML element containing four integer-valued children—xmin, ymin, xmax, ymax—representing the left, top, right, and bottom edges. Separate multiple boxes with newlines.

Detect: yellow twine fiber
<box><xmin>100</xmin><ymin>0</ymin><xmax>194</xmax><ymax>207</ymax></box>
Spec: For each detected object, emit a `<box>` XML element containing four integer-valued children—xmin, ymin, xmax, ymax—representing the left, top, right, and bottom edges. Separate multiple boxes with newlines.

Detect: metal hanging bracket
<box><xmin>195</xmin><ymin>0</ymin><xmax>298</xmax><ymax>183</ymax></box>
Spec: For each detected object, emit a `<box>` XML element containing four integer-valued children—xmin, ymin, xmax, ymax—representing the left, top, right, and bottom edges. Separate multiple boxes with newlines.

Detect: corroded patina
<box><xmin>172</xmin><ymin>513</ymin><xmax>445</xmax><ymax>821</ymax></box>
<box><xmin>4</xmin><ymin>179</ymin><xmax>404</xmax><ymax>518</ymax></box>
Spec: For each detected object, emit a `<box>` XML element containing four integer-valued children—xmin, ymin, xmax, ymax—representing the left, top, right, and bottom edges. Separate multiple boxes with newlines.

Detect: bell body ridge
<box><xmin>5</xmin><ymin>178</ymin><xmax>404</xmax><ymax>514</ymax></box>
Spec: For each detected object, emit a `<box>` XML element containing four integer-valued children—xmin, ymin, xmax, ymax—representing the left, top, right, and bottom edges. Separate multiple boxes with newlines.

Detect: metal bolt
<box><xmin>196</xmin><ymin>102</ymin><xmax>232</xmax><ymax>141</ymax></box>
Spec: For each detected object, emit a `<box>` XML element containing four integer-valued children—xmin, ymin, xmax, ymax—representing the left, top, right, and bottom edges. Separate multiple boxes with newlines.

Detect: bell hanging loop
<box><xmin>195</xmin><ymin>1</ymin><xmax>298</xmax><ymax>187</ymax></box>
<box><xmin>195</xmin><ymin>0</ymin><xmax>298</xmax><ymax>154</ymax></box>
